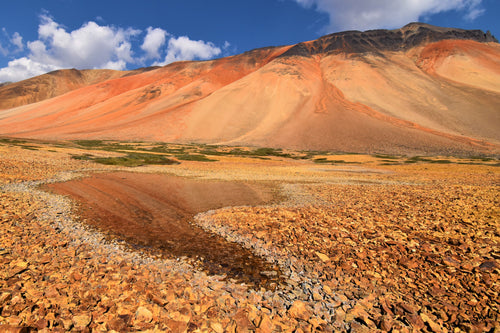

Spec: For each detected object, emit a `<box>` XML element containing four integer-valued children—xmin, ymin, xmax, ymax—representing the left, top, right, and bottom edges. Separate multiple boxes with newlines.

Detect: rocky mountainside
<box><xmin>0</xmin><ymin>23</ymin><xmax>498</xmax><ymax>155</ymax></box>
<box><xmin>280</xmin><ymin>22</ymin><xmax>497</xmax><ymax>57</ymax></box>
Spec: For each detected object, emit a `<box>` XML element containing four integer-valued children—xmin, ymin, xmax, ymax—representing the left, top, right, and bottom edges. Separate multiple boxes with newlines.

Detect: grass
<box><xmin>147</xmin><ymin>145</ymin><xmax>187</xmax><ymax>154</ymax></box>
<box><xmin>175</xmin><ymin>154</ymin><xmax>217</xmax><ymax>162</ymax></box>
<box><xmin>20</xmin><ymin>145</ymin><xmax>39</xmax><ymax>150</ymax></box>
<box><xmin>5</xmin><ymin>138</ymin><xmax>499</xmax><ymax>167</ymax></box>
<box><xmin>72</xmin><ymin>152</ymin><xmax>179</xmax><ymax>167</ymax></box>
<box><xmin>405</xmin><ymin>156</ymin><xmax>432</xmax><ymax>164</ymax></box>
<box><xmin>197</xmin><ymin>149</ymin><xmax>231</xmax><ymax>156</ymax></box>
<box><xmin>94</xmin><ymin>153</ymin><xmax>179</xmax><ymax>167</ymax></box>
<box><xmin>313</xmin><ymin>158</ymin><xmax>360</xmax><ymax>165</ymax></box>
<box><xmin>373</xmin><ymin>154</ymin><xmax>400</xmax><ymax>160</ymax></box>
<box><xmin>71</xmin><ymin>154</ymin><xmax>94</xmax><ymax>161</ymax></box>
<box><xmin>73</xmin><ymin>140</ymin><xmax>135</xmax><ymax>152</ymax></box>
<box><xmin>428</xmin><ymin>159</ymin><xmax>452</xmax><ymax>164</ymax></box>
<box><xmin>73</xmin><ymin>140</ymin><xmax>104</xmax><ymax>147</ymax></box>
<box><xmin>405</xmin><ymin>156</ymin><xmax>453</xmax><ymax>164</ymax></box>
<box><xmin>0</xmin><ymin>138</ymin><xmax>27</xmax><ymax>144</ymax></box>
<box><xmin>468</xmin><ymin>156</ymin><xmax>495</xmax><ymax>162</ymax></box>
<box><xmin>69</xmin><ymin>141</ymin><xmax>328</xmax><ymax>161</ymax></box>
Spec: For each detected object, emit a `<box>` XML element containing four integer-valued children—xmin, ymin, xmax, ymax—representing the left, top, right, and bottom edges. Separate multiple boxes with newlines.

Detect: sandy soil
<box><xmin>0</xmin><ymin>143</ymin><xmax>498</xmax><ymax>332</ymax></box>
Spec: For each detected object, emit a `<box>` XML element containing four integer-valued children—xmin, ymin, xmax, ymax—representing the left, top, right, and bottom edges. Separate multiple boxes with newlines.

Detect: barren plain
<box><xmin>0</xmin><ymin>138</ymin><xmax>498</xmax><ymax>332</ymax></box>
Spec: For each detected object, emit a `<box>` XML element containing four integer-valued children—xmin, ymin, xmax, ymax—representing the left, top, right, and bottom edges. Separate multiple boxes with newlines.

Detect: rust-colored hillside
<box><xmin>0</xmin><ymin>23</ymin><xmax>499</xmax><ymax>155</ymax></box>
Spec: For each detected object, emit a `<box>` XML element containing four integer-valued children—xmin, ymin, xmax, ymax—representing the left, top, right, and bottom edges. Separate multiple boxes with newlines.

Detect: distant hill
<box><xmin>0</xmin><ymin>23</ymin><xmax>499</xmax><ymax>155</ymax></box>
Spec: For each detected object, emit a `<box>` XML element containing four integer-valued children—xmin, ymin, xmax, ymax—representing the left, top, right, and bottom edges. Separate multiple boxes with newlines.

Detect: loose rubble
<box><xmin>0</xmin><ymin>143</ymin><xmax>498</xmax><ymax>332</ymax></box>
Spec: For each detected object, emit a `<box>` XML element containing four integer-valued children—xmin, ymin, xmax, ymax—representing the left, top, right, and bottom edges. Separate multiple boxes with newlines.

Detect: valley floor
<box><xmin>0</xmin><ymin>140</ymin><xmax>498</xmax><ymax>332</ymax></box>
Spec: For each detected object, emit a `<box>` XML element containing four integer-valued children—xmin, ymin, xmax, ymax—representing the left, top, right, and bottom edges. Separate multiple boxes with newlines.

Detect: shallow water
<box><xmin>46</xmin><ymin>172</ymin><xmax>281</xmax><ymax>288</ymax></box>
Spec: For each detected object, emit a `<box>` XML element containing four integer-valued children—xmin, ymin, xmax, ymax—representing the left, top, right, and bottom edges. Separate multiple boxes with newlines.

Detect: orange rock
<box><xmin>135</xmin><ymin>306</ymin><xmax>153</xmax><ymax>323</ymax></box>
<box><xmin>379</xmin><ymin>315</ymin><xmax>393</xmax><ymax>332</ymax></box>
<box><xmin>420</xmin><ymin>313</ymin><xmax>443</xmax><ymax>333</ymax></box>
<box><xmin>288</xmin><ymin>300</ymin><xmax>312</xmax><ymax>321</ymax></box>
<box><xmin>232</xmin><ymin>308</ymin><xmax>253</xmax><ymax>332</ymax></box>
<box><xmin>0</xmin><ymin>325</ymin><xmax>28</xmax><ymax>333</ymax></box>
<box><xmin>210</xmin><ymin>322</ymin><xmax>224</xmax><ymax>333</ymax></box>
<box><xmin>315</xmin><ymin>252</ymin><xmax>330</xmax><ymax>262</ymax></box>
<box><xmin>256</xmin><ymin>313</ymin><xmax>274</xmax><ymax>333</ymax></box>
<box><xmin>72</xmin><ymin>314</ymin><xmax>91</xmax><ymax>330</ymax></box>
<box><xmin>166</xmin><ymin>319</ymin><xmax>188</xmax><ymax>333</ymax></box>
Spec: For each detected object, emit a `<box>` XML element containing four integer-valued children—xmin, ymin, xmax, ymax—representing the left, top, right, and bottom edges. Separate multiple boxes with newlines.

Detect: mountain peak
<box><xmin>279</xmin><ymin>23</ymin><xmax>498</xmax><ymax>58</ymax></box>
<box><xmin>0</xmin><ymin>23</ymin><xmax>498</xmax><ymax>155</ymax></box>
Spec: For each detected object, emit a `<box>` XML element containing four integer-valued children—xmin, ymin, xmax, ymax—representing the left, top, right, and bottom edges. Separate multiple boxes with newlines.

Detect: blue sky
<box><xmin>1</xmin><ymin>0</ymin><xmax>499</xmax><ymax>83</ymax></box>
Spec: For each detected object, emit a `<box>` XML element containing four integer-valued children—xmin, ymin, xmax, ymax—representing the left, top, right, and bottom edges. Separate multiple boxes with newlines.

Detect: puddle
<box><xmin>45</xmin><ymin>172</ymin><xmax>282</xmax><ymax>289</ymax></box>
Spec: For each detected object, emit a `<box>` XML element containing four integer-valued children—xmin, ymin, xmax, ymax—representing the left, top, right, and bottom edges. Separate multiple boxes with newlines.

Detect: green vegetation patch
<box><xmin>428</xmin><ymin>159</ymin><xmax>452</xmax><ymax>164</ymax></box>
<box><xmin>94</xmin><ymin>153</ymin><xmax>179</xmax><ymax>167</ymax></box>
<box><xmin>0</xmin><ymin>138</ymin><xmax>27</xmax><ymax>144</ymax></box>
<box><xmin>72</xmin><ymin>152</ymin><xmax>179</xmax><ymax>167</ymax></box>
<box><xmin>20</xmin><ymin>145</ymin><xmax>39</xmax><ymax>150</ymax></box>
<box><xmin>405</xmin><ymin>156</ymin><xmax>431</xmax><ymax>164</ymax></box>
<box><xmin>73</xmin><ymin>140</ymin><xmax>135</xmax><ymax>152</ymax></box>
<box><xmin>313</xmin><ymin>157</ymin><xmax>329</xmax><ymax>163</ymax></box>
<box><xmin>468</xmin><ymin>156</ymin><xmax>495</xmax><ymax>162</ymax></box>
<box><xmin>175</xmin><ymin>154</ymin><xmax>217</xmax><ymax>162</ymax></box>
<box><xmin>405</xmin><ymin>156</ymin><xmax>453</xmax><ymax>164</ymax></box>
<box><xmin>373</xmin><ymin>154</ymin><xmax>400</xmax><ymax>160</ymax></box>
<box><xmin>313</xmin><ymin>158</ymin><xmax>359</xmax><ymax>164</ymax></box>
<box><xmin>73</xmin><ymin>140</ymin><xmax>104</xmax><ymax>147</ymax></box>
<box><xmin>147</xmin><ymin>145</ymin><xmax>187</xmax><ymax>154</ymax></box>
<box><xmin>71</xmin><ymin>154</ymin><xmax>94</xmax><ymax>161</ymax></box>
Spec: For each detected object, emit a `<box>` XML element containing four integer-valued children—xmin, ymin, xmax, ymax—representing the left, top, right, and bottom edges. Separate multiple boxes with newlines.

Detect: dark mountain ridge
<box><xmin>280</xmin><ymin>22</ymin><xmax>498</xmax><ymax>57</ymax></box>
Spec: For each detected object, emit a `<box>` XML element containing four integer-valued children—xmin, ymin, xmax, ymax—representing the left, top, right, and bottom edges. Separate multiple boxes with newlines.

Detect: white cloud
<box><xmin>0</xmin><ymin>57</ymin><xmax>58</xmax><ymax>82</ymax></box>
<box><xmin>156</xmin><ymin>36</ymin><xmax>222</xmax><ymax>66</ymax></box>
<box><xmin>0</xmin><ymin>15</ymin><xmax>139</xmax><ymax>82</ymax></box>
<box><xmin>141</xmin><ymin>27</ymin><xmax>168</xmax><ymax>59</ymax></box>
<box><xmin>0</xmin><ymin>43</ymin><xmax>7</xmax><ymax>57</ymax></box>
<box><xmin>10</xmin><ymin>32</ymin><xmax>24</xmax><ymax>52</ymax></box>
<box><xmin>29</xmin><ymin>14</ymin><xmax>140</xmax><ymax>69</ymax></box>
<box><xmin>464</xmin><ymin>7</ymin><xmax>485</xmax><ymax>21</ymax></box>
<box><xmin>294</xmin><ymin>0</ymin><xmax>485</xmax><ymax>32</ymax></box>
<box><xmin>0</xmin><ymin>29</ymin><xmax>24</xmax><ymax>56</ymax></box>
<box><xmin>0</xmin><ymin>14</ymin><xmax>226</xmax><ymax>83</ymax></box>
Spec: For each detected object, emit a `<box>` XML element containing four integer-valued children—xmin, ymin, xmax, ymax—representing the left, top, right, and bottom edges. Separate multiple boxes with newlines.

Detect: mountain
<box><xmin>0</xmin><ymin>67</ymin><xmax>159</xmax><ymax>110</ymax></box>
<box><xmin>0</xmin><ymin>23</ymin><xmax>499</xmax><ymax>155</ymax></box>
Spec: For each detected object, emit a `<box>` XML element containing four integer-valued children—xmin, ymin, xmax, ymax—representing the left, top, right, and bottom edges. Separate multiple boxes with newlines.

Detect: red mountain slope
<box><xmin>0</xmin><ymin>23</ymin><xmax>498</xmax><ymax>155</ymax></box>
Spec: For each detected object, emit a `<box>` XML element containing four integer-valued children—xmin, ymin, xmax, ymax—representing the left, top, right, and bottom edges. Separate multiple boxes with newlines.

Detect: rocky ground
<box><xmin>0</xmin><ymin>142</ymin><xmax>498</xmax><ymax>332</ymax></box>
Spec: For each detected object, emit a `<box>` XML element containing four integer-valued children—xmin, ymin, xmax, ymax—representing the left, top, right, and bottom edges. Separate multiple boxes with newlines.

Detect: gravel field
<box><xmin>0</xmin><ymin>143</ymin><xmax>498</xmax><ymax>332</ymax></box>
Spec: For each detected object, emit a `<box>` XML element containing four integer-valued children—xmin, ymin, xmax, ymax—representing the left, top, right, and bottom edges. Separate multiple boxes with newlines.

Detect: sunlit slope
<box><xmin>0</xmin><ymin>46</ymin><xmax>289</xmax><ymax>139</ymax></box>
<box><xmin>0</xmin><ymin>68</ymin><xmax>145</xmax><ymax>110</ymax></box>
<box><xmin>0</xmin><ymin>23</ymin><xmax>498</xmax><ymax>155</ymax></box>
<box><xmin>180</xmin><ymin>51</ymin><xmax>499</xmax><ymax>154</ymax></box>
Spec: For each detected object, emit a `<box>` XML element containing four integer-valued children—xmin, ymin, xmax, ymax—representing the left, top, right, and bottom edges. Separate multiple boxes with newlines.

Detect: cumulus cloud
<box><xmin>0</xmin><ymin>15</ymin><xmax>141</xmax><ymax>82</ymax></box>
<box><xmin>141</xmin><ymin>27</ymin><xmax>168</xmax><ymax>59</ymax></box>
<box><xmin>0</xmin><ymin>57</ymin><xmax>58</xmax><ymax>83</ymax></box>
<box><xmin>0</xmin><ymin>29</ymin><xmax>24</xmax><ymax>56</ymax></box>
<box><xmin>294</xmin><ymin>0</ymin><xmax>485</xmax><ymax>32</ymax></box>
<box><xmin>156</xmin><ymin>36</ymin><xmax>222</xmax><ymax>66</ymax></box>
<box><xmin>0</xmin><ymin>14</ymin><xmax>226</xmax><ymax>82</ymax></box>
<box><xmin>10</xmin><ymin>32</ymin><xmax>24</xmax><ymax>52</ymax></box>
<box><xmin>0</xmin><ymin>43</ymin><xmax>7</xmax><ymax>57</ymax></box>
<box><xmin>30</xmin><ymin>14</ymin><xmax>139</xmax><ymax>69</ymax></box>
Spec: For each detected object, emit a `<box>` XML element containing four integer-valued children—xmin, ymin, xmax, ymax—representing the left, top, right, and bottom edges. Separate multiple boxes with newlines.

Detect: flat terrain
<box><xmin>0</xmin><ymin>139</ymin><xmax>498</xmax><ymax>332</ymax></box>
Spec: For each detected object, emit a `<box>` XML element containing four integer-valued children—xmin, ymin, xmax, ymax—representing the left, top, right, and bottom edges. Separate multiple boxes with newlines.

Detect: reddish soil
<box><xmin>46</xmin><ymin>172</ymin><xmax>281</xmax><ymax>288</ymax></box>
<box><xmin>0</xmin><ymin>27</ymin><xmax>498</xmax><ymax>155</ymax></box>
